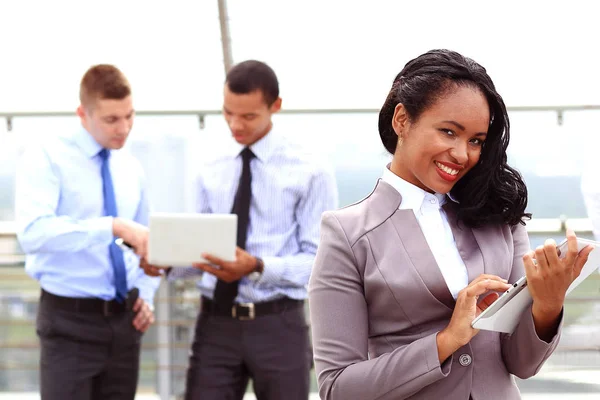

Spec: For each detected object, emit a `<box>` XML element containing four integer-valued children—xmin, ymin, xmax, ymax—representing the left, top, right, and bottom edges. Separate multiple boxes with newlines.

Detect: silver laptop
<box><xmin>147</xmin><ymin>212</ymin><xmax>237</xmax><ymax>267</ymax></box>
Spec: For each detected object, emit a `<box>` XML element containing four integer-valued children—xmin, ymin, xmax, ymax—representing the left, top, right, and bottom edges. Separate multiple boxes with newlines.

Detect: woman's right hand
<box><xmin>436</xmin><ymin>274</ymin><xmax>512</xmax><ymax>363</ymax></box>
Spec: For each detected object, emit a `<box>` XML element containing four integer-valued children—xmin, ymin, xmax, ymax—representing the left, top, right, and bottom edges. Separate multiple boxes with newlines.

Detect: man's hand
<box><xmin>139</xmin><ymin>257</ymin><xmax>169</xmax><ymax>277</ymax></box>
<box><xmin>113</xmin><ymin>218</ymin><xmax>149</xmax><ymax>258</ymax></box>
<box><xmin>132</xmin><ymin>297</ymin><xmax>155</xmax><ymax>333</ymax></box>
<box><xmin>193</xmin><ymin>247</ymin><xmax>257</xmax><ymax>282</ymax></box>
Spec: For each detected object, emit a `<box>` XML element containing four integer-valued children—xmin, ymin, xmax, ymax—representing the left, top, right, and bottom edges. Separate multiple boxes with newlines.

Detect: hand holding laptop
<box><xmin>192</xmin><ymin>247</ymin><xmax>262</xmax><ymax>282</ymax></box>
<box><xmin>121</xmin><ymin>212</ymin><xmax>239</xmax><ymax>278</ymax></box>
<box><xmin>139</xmin><ymin>257</ymin><xmax>168</xmax><ymax>277</ymax></box>
<box><xmin>112</xmin><ymin>218</ymin><xmax>149</xmax><ymax>258</ymax></box>
<box><xmin>471</xmin><ymin>229</ymin><xmax>596</xmax><ymax>334</ymax></box>
<box><xmin>525</xmin><ymin>230</ymin><xmax>593</xmax><ymax>340</ymax></box>
<box><xmin>438</xmin><ymin>230</ymin><xmax>594</xmax><ymax>359</ymax></box>
<box><xmin>115</xmin><ymin>239</ymin><xmax>167</xmax><ymax>276</ymax></box>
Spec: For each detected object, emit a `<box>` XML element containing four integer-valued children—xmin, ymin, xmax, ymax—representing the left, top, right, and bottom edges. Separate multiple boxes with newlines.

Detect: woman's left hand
<box><xmin>523</xmin><ymin>229</ymin><xmax>593</xmax><ymax>340</ymax></box>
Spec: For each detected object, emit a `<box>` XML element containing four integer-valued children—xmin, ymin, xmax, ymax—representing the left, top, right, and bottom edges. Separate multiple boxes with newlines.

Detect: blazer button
<box><xmin>459</xmin><ymin>354</ymin><xmax>472</xmax><ymax>367</ymax></box>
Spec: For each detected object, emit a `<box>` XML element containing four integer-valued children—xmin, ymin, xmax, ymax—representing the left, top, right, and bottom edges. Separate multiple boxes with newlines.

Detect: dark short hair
<box><xmin>226</xmin><ymin>60</ymin><xmax>279</xmax><ymax>105</ymax></box>
<box><xmin>80</xmin><ymin>64</ymin><xmax>131</xmax><ymax>107</ymax></box>
<box><xmin>378</xmin><ymin>49</ymin><xmax>530</xmax><ymax>228</ymax></box>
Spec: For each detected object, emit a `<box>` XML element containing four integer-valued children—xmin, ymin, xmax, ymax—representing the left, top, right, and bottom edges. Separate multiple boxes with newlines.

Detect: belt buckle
<box><xmin>103</xmin><ymin>301</ymin><xmax>112</xmax><ymax>317</ymax></box>
<box><xmin>232</xmin><ymin>303</ymin><xmax>255</xmax><ymax>320</ymax></box>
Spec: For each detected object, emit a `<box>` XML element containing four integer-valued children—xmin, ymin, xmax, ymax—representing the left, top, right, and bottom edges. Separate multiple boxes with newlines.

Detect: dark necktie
<box><xmin>99</xmin><ymin>149</ymin><xmax>128</xmax><ymax>303</ymax></box>
<box><xmin>213</xmin><ymin>147</ymin><xmax>255</xmax><ymax>307</ymax></box>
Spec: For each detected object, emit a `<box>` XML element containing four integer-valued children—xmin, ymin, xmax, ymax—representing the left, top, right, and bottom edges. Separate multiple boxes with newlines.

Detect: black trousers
<box><xmin>36</xmin><ymin>290</ymin><xmax>142</xmax><ymax>400</ymax></box>
<box><xmin>185</xmin><ymin>298</ymin><xmax>312</xmax><ymax>400</ymax></box>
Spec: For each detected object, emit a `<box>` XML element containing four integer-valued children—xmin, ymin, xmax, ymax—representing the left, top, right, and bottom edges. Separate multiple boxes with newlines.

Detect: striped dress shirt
<box><xmin>170</xmin><ymin>129</ymin><xmax>338</xmax><ymax>303</ymax></box>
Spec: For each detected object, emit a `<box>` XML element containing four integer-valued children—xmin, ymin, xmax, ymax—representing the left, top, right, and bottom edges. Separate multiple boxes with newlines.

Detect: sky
<box><xmin>0</xmin><ymin>0</ymin><xmax>598</xmax><ymax>111</ymax></box>
<box><xmin>0</xmin><ymin>0</ymin><xmax>599</xmax><ymax>218</ymax></box>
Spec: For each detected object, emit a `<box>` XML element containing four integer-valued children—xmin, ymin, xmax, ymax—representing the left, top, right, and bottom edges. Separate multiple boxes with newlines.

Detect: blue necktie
<box><xmin>99</xmin><ymin>149</ymin><xmax>128</xmax><ymax>303</ymax></box>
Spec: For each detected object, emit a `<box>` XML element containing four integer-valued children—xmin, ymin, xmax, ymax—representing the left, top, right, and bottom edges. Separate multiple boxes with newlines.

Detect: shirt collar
<box><xmin>381</xmin><ymin>165</ymin><xmax>447</xmax><ymax>210</ymax></box>
<box><xmin>233</xmin><ymin>125</ymin><xmax>278</xmax><ymax>162</ymax></box>
<box><xmin>74</xmin><ymin>127</ymin><xmax>104</xmax><ymax>158</ymax></box>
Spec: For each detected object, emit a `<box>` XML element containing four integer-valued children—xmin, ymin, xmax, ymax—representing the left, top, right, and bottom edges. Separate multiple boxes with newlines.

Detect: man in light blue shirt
<box><xmin>15</xmin><ymin>64</ymin><xmax>160</xmax><ymax>400</ymax></box>
<box><xmin>144</xmin><ymin>60</ymin><xmax>338</xmax><ymax>400</ymax></box>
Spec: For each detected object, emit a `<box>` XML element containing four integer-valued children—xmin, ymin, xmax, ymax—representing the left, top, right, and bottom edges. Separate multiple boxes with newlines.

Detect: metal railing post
<box><xmin>156</xmin><ymin>280</ymin><xmax>172</xmax><ymax>400</ymax></box>
<box><xmin>217</xmin><ymin>0</ymin><xmax>234</xmax><ymax>74</ymax></box>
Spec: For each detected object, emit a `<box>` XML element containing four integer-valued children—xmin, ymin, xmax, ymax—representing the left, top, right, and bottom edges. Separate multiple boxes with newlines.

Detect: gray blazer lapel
<box><xmin>374</xmin><ymin>181</ymin><xmax>455</xmax><ymax>310</ymax></box>
<box><xmin>443</xmin><ymin>204</ymin><xmax>485</xmax><ymax>282</ymax></box>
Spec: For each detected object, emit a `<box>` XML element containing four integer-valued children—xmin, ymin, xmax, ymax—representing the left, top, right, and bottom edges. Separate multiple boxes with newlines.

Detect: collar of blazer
<box><xmin>344</xmin><ymin>179</ymin><xmax>496</xmax><ymax>309</ymax></box>
<box><xmin>351</xmin><ymin>179</ymin><xmax>460</xmax><ymax>231</ymax></box>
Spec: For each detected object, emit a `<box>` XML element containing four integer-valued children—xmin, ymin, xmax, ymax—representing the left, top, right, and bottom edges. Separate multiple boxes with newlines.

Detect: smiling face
<box><xmin>390</xmin><ymin>85</ymin><xmax>490</xmax><ymax>194</ymax></box>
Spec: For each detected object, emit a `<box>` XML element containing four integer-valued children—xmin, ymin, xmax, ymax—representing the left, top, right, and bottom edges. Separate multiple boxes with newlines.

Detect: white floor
<box><xmin>2</xmin><ymin>369</ymin><xmax>599</xmax><ymax>400</ymax></box>
<box><xmin>0</xmin><ymin>393</ymin><xmax>599</xmax><ymax>400</ymax></box>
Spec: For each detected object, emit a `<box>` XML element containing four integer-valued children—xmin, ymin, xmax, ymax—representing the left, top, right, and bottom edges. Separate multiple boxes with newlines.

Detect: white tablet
<box><xmin>146</xmin><ymin>212</ymin><xmax>237</xmax><ymax>267</ymax></box>
<box><xmin>471</xmin><ymin>237</ymin><xmax>599</xmax><ymax>333</ymax></box>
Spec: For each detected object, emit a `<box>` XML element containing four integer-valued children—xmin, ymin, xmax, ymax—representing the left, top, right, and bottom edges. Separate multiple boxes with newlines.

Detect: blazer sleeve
<box><xmin>500</xmin><ymin>222</ymin><xmax>563</xmax><ymax>379</ymax></box>
<box><xmin>308</xmin><ymin>212</ymin><xmax>451</xmax><ymax>400</ymax></box>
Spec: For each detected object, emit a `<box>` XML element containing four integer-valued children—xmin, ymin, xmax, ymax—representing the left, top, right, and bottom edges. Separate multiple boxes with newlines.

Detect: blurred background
<box><xmin>0</xmin><ymin>0</ymin><xmax>599</xmax><ymax>398</ymax></box>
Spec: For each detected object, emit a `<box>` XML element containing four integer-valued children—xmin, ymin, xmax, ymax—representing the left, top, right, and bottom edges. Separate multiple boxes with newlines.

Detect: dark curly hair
<box><xmin>378</xmin><ymin>49</ymin><xmax>530</xmax><ymax>228</ymax></box>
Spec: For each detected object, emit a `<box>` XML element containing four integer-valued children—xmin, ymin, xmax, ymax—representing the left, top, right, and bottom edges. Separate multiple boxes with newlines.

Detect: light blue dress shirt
<box><xmin>15</xmin><ymin>128</ymin><xmax>160</xmax><ymax>303</ymax></box>
<box><xmin>170</xmin><ymin>129</ymin><xmax>339</xmax><ymax>303</ymax></box>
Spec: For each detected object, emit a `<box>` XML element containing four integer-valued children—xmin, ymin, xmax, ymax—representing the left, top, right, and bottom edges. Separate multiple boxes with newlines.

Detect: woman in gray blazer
<box><xmin>308</xmin><ymin>49</ymin><xmax>592</xmax><ymax>400</ymax></box>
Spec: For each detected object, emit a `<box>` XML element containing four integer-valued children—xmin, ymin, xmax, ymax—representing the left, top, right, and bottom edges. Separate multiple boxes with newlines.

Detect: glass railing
<box><xmin>1</xmin><ymin>107</ymin><xmax>599</xmax><ymax>398</ymax></box>
<box><xmin>2</xmin><ymin>230</ymin><xmax>599</xmax><ymax>399</ymax></box>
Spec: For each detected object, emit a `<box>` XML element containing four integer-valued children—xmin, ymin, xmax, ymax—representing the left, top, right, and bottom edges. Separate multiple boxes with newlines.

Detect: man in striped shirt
<box><xmin>155</xmin><ymin>60</ymin><xmax>338</xmax><ymax>399</ymax></box>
